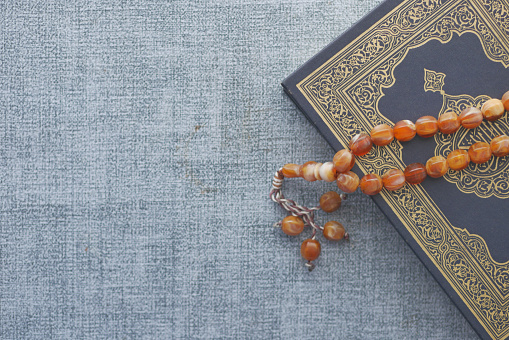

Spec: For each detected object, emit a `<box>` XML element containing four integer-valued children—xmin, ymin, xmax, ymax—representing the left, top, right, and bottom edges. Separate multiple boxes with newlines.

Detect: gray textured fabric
<box><xmin>0</xmin><ymin>1</ymin><xmax>479</xmax><ymax>339</ymax></box>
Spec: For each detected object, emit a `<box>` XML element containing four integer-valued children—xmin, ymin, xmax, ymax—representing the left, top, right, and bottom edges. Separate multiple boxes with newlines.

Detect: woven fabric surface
<box><xmin>0</xmin><ymin>1</ymin><xmax>479</xmax><ymax>339</ymax></box>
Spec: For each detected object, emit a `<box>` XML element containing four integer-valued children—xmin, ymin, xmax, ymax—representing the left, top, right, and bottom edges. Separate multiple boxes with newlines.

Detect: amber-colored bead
<box><xmin>393</xmin><ymin>120</ymin><xmax>416</xmax><ymax>142</ymax></box>
<box><xmin>282</xmin><ymin>163</ymin><xmax>301</xmax><ymax>178</ymax></box>
<box><xmin>382</xmin><ymin>169</ymin><xmax>405</xmax><ymax>191</ymax></box>
<box><xmin>301</xmin><ymin>161</ymin><xmax>318</xmax><ymax>182</ymax></box>
<box><xmin>313</xmin><ymin>163</ymin><xmax>323</xmax><ymax>181</ymax></box>
<box><xmin>459</xmin><ymin>107</ymin><xmax>483</xmax><ymax>129</ymax></box>
<box><xmin>491</xmin><ymin>135</ymin><xmax>509</xmax><ymax>157</ymax></box>
<box><xmin>301</xmin><ymin>239</ymin><xmax>321</xmax><ymax>261</ymax></box>
<box><xmin>438</xmin><ymin>111</ymin><xmax>460</xmax><ymax>134</ymax></box>
<box><xmin>370</xmin><ymin>124</ymin><xmax>394</xmax><ymax>146</ymax></box>
<box><xmin>404</xmin><ymin>163</ymin><xmax>427</xmax><ymax>184</ymax></box>
<box><xmin>349</xmin><ymin>132</ymin><xmax>373</xmax><ymax>156</ymax></box>
<box><xmin>502</xmin><ymin>91</ymin><xmax>509</xmax><ymax>111</ymax></box>
<box><xmin>333</xmin><ymin>149</ymin><xmax>355</xmax><ymax>173</ymax></box>
<box><xmin>281</xmin><ymin>216</ymin><xmax>305</xmax><ymax>236</ymax></box>
<box><xmin>415</xmin><ymin>116</ymin><xmax>438</xmax><ymax>138</ymax></box>
<box><xmin>468</xmin><ymin>142</ymin><xmax>492</xmax><ymax>164</ymax></box>
<box><xmin>323</xmin><ymin>221</ymin><xmax>346</xmax><ymax>241</ymax></box>
<box><xmin>447</xmin><ymin>149</ymin><xmax>470</xmax><ymax>171</ymax></box>
<box><xmin>426</xmin><ymin>156</ymin><xmax>448</xmax><ymax>178</ymax></box>
<box><xmin>360</xmin><ymin>173</ymin><xmax>383</xmax><ymax>195</ymax></box>
<box><xmin>319</xmin><ymin>191</ymin><xmax>342</xmax><ymax>213</ymax></box>
<box><xmin>481</xmin><ymin>99</ymin><xmax>505</xmax><ymax>121</ymax></box>
<box><xmin>318</xmin><ymin>162</ymin><xmax>337</xmax><ymax>182</ymax></box>
<box><xmin>336</xmin><ymin>171</ymin><xmax>359</xmax><ymax>193</ymax></box>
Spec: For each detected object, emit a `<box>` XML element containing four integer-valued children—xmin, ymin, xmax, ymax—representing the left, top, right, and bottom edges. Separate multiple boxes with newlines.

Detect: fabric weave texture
<box><xmin>0</xmin><ymin>1</ymin><xmax>479</xmax><ymax>339</ymax></box>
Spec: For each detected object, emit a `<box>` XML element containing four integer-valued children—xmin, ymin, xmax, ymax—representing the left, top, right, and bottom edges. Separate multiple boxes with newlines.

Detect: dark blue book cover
<box><xmin>282</xmin><ymin>1</ymin><xmax>509</xmax><ymax>339</ymax></box>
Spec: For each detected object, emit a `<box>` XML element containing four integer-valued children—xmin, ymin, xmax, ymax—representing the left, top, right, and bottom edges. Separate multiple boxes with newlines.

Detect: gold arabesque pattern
<box><xmin>296</xmin><ymin>0</ymin><xmax>509</xmax><ymax>338</ymax></box>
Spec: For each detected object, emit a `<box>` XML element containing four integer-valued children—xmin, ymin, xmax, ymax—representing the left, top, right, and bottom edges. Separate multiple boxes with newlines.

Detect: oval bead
<box><xmin>300</xmin><ymin>161</ymin><xmax>318</xmax><ymax>182</ymax></box>
<box><xmin>438</xmin><ymin>111</ymin><xmax>460</xmax><ymax>134</ymax></box>
<box><xmin>491</xmin><ymin>135</ymin><xmax>509</xmax><ymax>157</ymax></box>
<box><xmin>502</xmin><ymin>91</ymin><xmax>509</xmax><ymax>111</ymax></box>
<box><xmin>415</xmin><ymin>116</ymin><xmax>438</xmax><ymax>138</ymax></box>
<box><xmin>323</xmin><ymin>221</ymin><xmax>346</xmax><ymax>241</ymax></box>
<box><xmin>447</xmin><ymin>149</ymin><xmax>470</xmax><ymax>171</ymax></box>
<box><xmin>382</xmin><ymin>168</ymin><xmax>405</xmax><ymax>191</ymax></box>
<box><xmin>282</xmin><ymin>163</ymin><xmax>301</xmax><ymax>178</ymax></box>
<box><xmin>336</xmin><ymin>171</ymin><xmax>359</xmax><ymax>193</ymax></box>
<box><xmin>333</xmin><ymin>149</ymin><xmax>355</xmax><ymax>173</ymax></box>
<box><xmin>319</xmin><ymin>191</ymin><xmax>342</xmax><ymax>213</ymax></box>
<box><xmin>481</xmin><ymin>99</ymin><xmax>505</xmax><ymax>121</ymax></box>
<box><xmin>301</xmin><ymin>239</ymin><xmax>321</xmax><ymax>261</ymax></box>
<box><xmin>349</xmin><ymin>132</ymin><xmax>373</xmax><ymax>156</ymax></box>
<box><xmin>426</xmin><ymin>156</ymin><xmax>448</xmax><ymax>178</ymax></box>
<box><xmin>404</xmin><ymin>163</ymin><xmax>427</xmax><ymax>184</ymax></box>
<box><xmin>281</xmin><ymin>216</ymin><xmax>305</xmax><ymax>236</ymax></box>
<box><xmin>468</xmin><ymin>142</ymin><xmax>492</xmax><ymax>164</ymax></box>
<box><xmin>360</xmin><ymin>173</ymin><xmax>383</xmax><ymax>195</ymax></box>
<box><xmin>459</xmin><ymin>107</ymin><xmax>483</xmax><ymax>129</ymax></box>
<box><xmin>318</xmin><ymin>162</ymin><xmax>337</xmax><ymax>182</ymax></box>
<box><xmin>393</xmin><ymin>120</ymin><xmax>416</xmax><ymax>142</ymax></box>
<box><xmin>370</xmin><ymin>124</ymin><xmax>394</xmax><ymax>146</ymax></box>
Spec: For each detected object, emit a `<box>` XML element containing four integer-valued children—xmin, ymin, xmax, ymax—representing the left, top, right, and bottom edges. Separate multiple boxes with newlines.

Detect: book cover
<box><xmin>282</xmin><ymin>0</ymin><xmax>509</xmax><ymax>339</ymax></box>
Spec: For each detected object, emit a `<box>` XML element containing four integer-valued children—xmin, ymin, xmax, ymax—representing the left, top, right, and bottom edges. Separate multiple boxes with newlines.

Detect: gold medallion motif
<box><xmin>297</xmin><ymin>1</ymin><xmax>509</xmax><ymax>338</ymax></box>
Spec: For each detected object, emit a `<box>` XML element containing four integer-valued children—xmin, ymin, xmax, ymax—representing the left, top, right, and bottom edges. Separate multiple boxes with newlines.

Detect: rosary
<box><xmin>270</xmin><ymin>91</ymin><xmax>509</xmax><ymax>271</ymax></box>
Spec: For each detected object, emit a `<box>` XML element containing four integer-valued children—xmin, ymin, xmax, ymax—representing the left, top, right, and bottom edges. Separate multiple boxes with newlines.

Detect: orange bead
<box><xmin>281</xmin><ymin>216</ymin><xmax>305</xmax><ymax>236</ymax></box>
<box><xmin>393</xmin><ymin>120</ymin><xmax>416</xmax><ymax>141</ymax></box>
<box><xmin>426</xmin><ymin>156</ymin><xmax>448</xmax><ymax>178</ymax></box>
<box><xmin>459</xmin><ymin>107</ymin><xmax>483</xmax><ymax>129</ymax></box>
<box><xmin>491</xmin><ymin>135</ymin><xmax>509</xmax><ymax>157</ymax></box>
<box><xmin>469</xmin><ymin>142</ymin><xmax>492</xmax><ymax>164</ymax></box>
<box><xmin>336</xmin><ymin>171</ymin><xmax>359</xmax><ymax>193</ymax></box>
<box><xmin>319</xmin><ymin>191</ymin><xmax>342</xmax><ymax>213</ymax></box>
<box><xmin>301</xmin><ymin>239</ymin><xmax>321</xmax><ymax>261</ymax></box>
<box><xmin>282</xmin><ymin>163</ymin><xmax>301</xmax><ymax>178</ymax></box>
<box><xmin>502</xmin><ymin>91</ymin><xmax>509</xmax><ymax>111</ymax></box>
<box><xmin>438</xmin><ymin>111</ymin><xmax>460</xmax><ymax>134</ymax></box>
<box><xmin>382</xmin><ymin>168</ymin><xmax>405</xmax><ymax>191</ymax></box>
<box><xmin>333</xmin><ymin>149</ymin><xmax>355</xmax><ymax>173</ymax></box>
<box><xmin>447</xmin><ymin>149</ymin><xmax>470</xmax><ymax>171</ymax></box>
<box><xmin>318</xmin><ymin>162</ymin><xmax>337</xmax><ymax>182</ymax></box>
<box><xmin>481</xmin><ymin>99</ymin><xmax>505</xmax><ymax>121</ymax></box>
<box><xmin>370</xmin><ymin>124</ymin><xmax>394</xmax><ymax>146</ymax></box>
<box><xmin>301</xmin><ymin>161</ymin><xmax>318</xmax><ymax>182</ymax></box>
<box><xmin>349</xmin><ymin>132</ymin><xmax>373</xmax><ymax>156</ymax></box>
<box><xmin>323</xmin><ymin>221</ymin><xmax>346</xmax><ymax>241</ymax></box>
<box><xmin>404</xmin><ymin>163</ymin><xmax>427</xmax><ymax>184</ymax></box>
<box><xmin>360</xmin><ymin>173</ymin><xmax>383</xmax><ymax>195</ymax></box>
<box><xmin>415</xmin><ymin>116</ymin><xmax>438</xmax><ymax>138</ymax></box>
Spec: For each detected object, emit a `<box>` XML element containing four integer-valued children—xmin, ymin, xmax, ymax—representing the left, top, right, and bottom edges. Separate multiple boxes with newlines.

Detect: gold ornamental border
<box><xmin>296</xmin><ymin>0</ymin><xmax>509</xmax><ymax>339</ymax></box>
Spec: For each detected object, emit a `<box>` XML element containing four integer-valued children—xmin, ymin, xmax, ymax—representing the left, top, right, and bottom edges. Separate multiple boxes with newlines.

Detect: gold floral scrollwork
<box><xmin>434</xmin><ymin>94</ymin><xmax>509</xmax><ymax>199</ymax></box>
<box><xmin>296</xmin><ymin>0</ymin><xmax>509</xmax><ymax>338</ymax></box>
<box><xmin>424</xmin><ymin>68</ymin><xmax>446</xmax><ymax>93</ymax></box>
